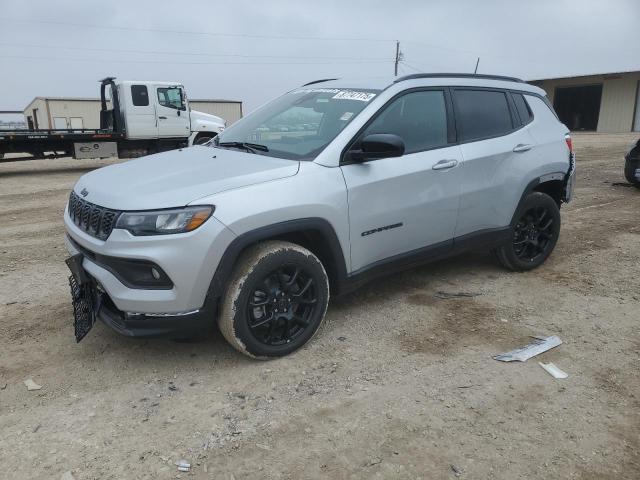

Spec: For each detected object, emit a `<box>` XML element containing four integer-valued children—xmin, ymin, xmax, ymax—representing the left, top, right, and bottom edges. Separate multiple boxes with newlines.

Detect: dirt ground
<box><xmin>0</xmin><ymin>133</ymin><xmax>638</xmax><ymax>480</ymax></box>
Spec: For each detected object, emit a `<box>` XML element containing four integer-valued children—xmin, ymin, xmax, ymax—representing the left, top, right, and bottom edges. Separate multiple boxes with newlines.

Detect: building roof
<box><xmin>24</xmin><ymin>96</ymin><xmax>241</xmax><ymax>105</ymax></box>
<box><xmin>529</xmin><ymin>69</ymin><xmax>640</xmax><ymax>82</ymax></box>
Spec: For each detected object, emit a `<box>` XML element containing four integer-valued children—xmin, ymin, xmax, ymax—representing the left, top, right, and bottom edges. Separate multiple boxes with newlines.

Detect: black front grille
<box><xmin>68</xmin><ymin>191</ymin><xmax>120</xmax><ymax>240</ymax></box>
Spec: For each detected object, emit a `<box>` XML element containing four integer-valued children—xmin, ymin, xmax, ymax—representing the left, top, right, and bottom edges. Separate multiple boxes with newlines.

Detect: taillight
<box><xmin>565</xmin><ymin>134</ymin><xmax>573</xmax><ymax>153</ymax></box>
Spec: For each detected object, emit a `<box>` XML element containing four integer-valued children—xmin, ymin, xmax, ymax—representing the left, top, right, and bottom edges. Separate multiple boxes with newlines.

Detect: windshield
<box><xmin>213</xmin><ymin>87</ymin><xmax>380</xmax><ymax>160</ymax></box>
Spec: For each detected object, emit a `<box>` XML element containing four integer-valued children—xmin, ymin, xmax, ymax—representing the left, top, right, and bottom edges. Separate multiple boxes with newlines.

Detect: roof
<box><xmin>22</xmin><ymin>96</ymin><xmax>241</xmax><ymax>111</ymax></box>
<box><xmin>29</xmin><ymin>97</ymin><xmax>101</xmax><ymax>102</ymax></box>
<box><xmin>308</xmin><ymin>73</ymin><xmax>541</xmax><ymax>95</ymax></box>
<box><xmin>529</xmin><ymin>69</ymin><xmax>640</xmax><ymax>82</ymax></box>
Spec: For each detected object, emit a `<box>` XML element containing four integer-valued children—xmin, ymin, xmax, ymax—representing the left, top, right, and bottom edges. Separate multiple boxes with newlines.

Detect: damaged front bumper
<box><xmin>65</xmin><ymin>253</ymin><xmax>216</xmax><ymax>341</ymax></box>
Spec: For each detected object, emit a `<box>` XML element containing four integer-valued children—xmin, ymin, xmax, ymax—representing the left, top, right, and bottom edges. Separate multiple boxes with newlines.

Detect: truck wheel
<box><xmin>495</xmin><ymin>192</ymin><xmax>561</xmax><ymax>271</ymax></box>
<box><xmin>218</xmin><ymin>241</ymin><xmax>330</xmax><ymax>359</ymax></box>
<box><xmin>194</xmin><ymin>135</ymin><xmax>213</xmax><ymax>145</ymax></box>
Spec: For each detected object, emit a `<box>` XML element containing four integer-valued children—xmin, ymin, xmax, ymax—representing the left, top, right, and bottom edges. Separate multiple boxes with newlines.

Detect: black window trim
<box><xmin>340</xmin><ymin>85</ymin><xmax>554</xmax><ymax>164</ymax></box>
<box><xmin>508</xmin><ymin>90</ymin><xmax>535</xmax><ymax>127</ymax></box>
<box><xmin>340</xmin><ymin>86</ymin><xmax>456</xmax><ymax>165</ymax></box>
<box><xmin>451</xmin><ymin>86</ymin><xmax>523</xmax><ymax>145</ymax></box>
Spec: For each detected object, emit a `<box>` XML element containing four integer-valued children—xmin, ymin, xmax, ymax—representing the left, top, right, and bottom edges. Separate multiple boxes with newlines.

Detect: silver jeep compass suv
<box><xmin>64</xmin><ymin>73</ymin><xmax>576</xmax><ymax>358</ymax></box>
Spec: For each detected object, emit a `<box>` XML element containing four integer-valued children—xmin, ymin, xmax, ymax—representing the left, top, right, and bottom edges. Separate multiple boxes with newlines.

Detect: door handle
<box><xmin>158</xmin><ymin>116</ymin><xmax>167</xmax><ymax>120</ymax></box>
<box><xmin>513</xmin><ymin>143</ymin><xmax>533</xmax><ymax>153</ymax></box>
<box><xmin>432</xmin><ymin>159</ymin><xmax>458</xmax><ymax>170</ymax></box>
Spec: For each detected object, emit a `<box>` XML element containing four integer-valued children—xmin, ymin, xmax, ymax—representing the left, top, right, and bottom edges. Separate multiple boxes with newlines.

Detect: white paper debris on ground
<box><xmin>493</xmin><ymin>335</ymin><xmax>562</xmax><ymax>362</ymax></box>
<box><xmin>539</xmin><ymin>362</ymin><xmax>569</xmax><ymax>379</ymax></box>
<box><xmin>176</xmin><ymin>460</ymin><xmax>191</xmax><ymax>472</ymax></box>
<box><xmin>24</xmin><ymin>379</ymin><xmax>42</xmax><ymax>391</ymax></box>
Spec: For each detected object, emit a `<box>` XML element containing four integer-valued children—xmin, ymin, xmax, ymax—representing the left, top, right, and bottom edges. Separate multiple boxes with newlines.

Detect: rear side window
<box><xmin>454</xmin><ymin>89</ymin><xmax>514</xmax><ymax>142</ymax></box>
<box><xmin>131</xmin><ymin>85</ymin><xmax>149</xmax><ymax>107</ymax></box>
<box><xmin>512</xmin><ymin>93</ymin><xmax>533</xmax><ymax>125</ymax></box>
<box><xmin>362</xmin><ymin>90</ymin><xmax>448</xmax><ymax>154</ymax></box>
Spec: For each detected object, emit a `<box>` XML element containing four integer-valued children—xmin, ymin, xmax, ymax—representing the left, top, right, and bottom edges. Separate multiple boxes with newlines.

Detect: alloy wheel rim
<box><xmin>513</xmin><ymin>206</ymin><xmax>555</xmax><ymax>262</ymax></box>
<box><xmin>246</xmin><ymin>264</ymin><xmax>318</xmax><ymax>346</ymax></box>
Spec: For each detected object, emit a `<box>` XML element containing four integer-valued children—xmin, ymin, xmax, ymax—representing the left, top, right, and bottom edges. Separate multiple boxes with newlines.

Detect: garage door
<box><xmin>53</xmin><ymin>117</ymin><xmax>68</xmax><ymax>130</ymax></box>
<box><xmin>553</xmin><ymin>84</ymin><xmax>603</xmax><ymax>131</ymax></box>
<box><xmin>70</xmin><ymin>117</ymin><xmax>84</xmax><ymax>131</ymax></box>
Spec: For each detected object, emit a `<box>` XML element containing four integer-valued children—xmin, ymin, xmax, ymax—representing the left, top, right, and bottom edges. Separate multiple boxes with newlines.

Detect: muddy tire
<box><xmin>218</xmin><ymin>241</ymin><xmax>330</xmax><ymax>359</ymax></box>
<box><xmin>495</xmin><ymin>192</ymin><xmax>561</xmax><ymax>271</ymax></box>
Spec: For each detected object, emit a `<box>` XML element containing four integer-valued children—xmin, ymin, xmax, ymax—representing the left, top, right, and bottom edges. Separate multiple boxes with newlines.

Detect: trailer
<box><xmin>0</xmin><ymin>77</ymin><xmax>226</xmax><ymax>161</ymax></box>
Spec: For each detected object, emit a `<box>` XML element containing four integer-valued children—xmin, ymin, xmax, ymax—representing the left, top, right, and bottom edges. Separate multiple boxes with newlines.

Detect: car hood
<box><xmin>189</xmin><ymin>109</ymin><xmax>225</xmax><ymax>127</ymax></box>
<box><xmin>74</xmin><ymin>146</ymin><xmax>299</xmax><ymax>210</ymax></box>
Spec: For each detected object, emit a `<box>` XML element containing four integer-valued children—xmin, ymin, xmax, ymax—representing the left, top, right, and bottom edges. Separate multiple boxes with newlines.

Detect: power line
<box><xmin>399</xmin><ymin>61</ymin><xmax>423</xmax><ymax>73</ymax></box>
<box><xmin>0</xmin><ymin>54</ymin><xmax>393</xmax><ymax>66</ymax></box>
<box><xmin>0</xmin><ymin>42</ymin><xmax>389</xmax><ymax>62</ymax></box>
<box><xmin>0</xmin><ymin>17</ymin><xmax>396</xmax><ymax>43</ymax></box>
<box><xmin>1</xmin><ymin>42</ymin><xmax>389</xmax><ymax>62</ymax></box>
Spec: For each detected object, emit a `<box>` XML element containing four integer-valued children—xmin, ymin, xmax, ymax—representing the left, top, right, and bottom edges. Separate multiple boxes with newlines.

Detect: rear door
<box><xmin>341</xmin><ymin>89</ymin><xmax>463</xmax><ymax>272</ymax></box>
<box><xmin>155</xmin><ymin>85</ymin><xmax>191</xmax><ymax>138</ymax></box>
<box><xmin>452</xmin><ymin>88</ymin><xmax>538</xmax><ymax>236</ymax></box>
<box><xmin>124</xmin><ymin>84</ymin><xmax>158</xmax><ymax>139</ymax></box>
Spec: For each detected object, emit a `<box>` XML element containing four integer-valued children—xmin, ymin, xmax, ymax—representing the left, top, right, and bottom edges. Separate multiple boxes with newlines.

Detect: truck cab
<box><xmin>105</xmin><ymin>79</ymin><xmax>225</xmax><ymax>144</ymax></box>
<box><xmin>0</xmin><ymin>77</ymin><xmax>228</xmax><ymax>161</ymax></box>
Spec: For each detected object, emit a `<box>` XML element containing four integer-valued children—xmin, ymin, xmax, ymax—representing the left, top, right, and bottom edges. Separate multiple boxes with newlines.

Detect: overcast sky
<box><xmin>1</xmin><ymin>0</ymin><xmax>638</xmax><ymax>115</ymax></box>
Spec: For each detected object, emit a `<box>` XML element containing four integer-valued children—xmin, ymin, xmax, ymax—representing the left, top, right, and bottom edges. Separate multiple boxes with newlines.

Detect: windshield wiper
<box><xmin>217</xmin><ymin>141</ymin><xmax>269</xmax><ymax>153</ymax></box>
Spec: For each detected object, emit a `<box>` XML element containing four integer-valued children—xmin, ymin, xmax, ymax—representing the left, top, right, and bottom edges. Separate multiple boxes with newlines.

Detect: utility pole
<box><xmin>394</xmin><ymin>41</ymin><xmax>403</xmax><ymax>76</ymax></box>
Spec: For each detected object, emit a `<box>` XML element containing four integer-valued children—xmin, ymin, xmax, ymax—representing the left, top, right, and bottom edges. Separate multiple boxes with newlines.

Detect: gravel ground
<box><xmin>0</xmin><ymin>133</ymin><xmax>638</xmax><ymax>480</ymax></box>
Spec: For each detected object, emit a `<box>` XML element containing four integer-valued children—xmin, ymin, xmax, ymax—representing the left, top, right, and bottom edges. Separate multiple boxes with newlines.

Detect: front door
<box><xmin>155</xmin><ymin>85</ymin><xmax>191</xmax><ymax>138</ymax></box>
<box><xmin>341</xmin><ymin>89</ymin><xmax>462</xmax><ymax>272</ymax></box>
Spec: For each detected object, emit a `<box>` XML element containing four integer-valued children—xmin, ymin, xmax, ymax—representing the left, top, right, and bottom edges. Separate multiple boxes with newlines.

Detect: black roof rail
<box><xmin>394</xmin><ymin>73</ymin><xmax>524</xmax><ymax>83</ymax></box>
<box><xmin>301</xmin><ymin>78</ymin><xmax>338</xmax><ymax>86</ymax></box>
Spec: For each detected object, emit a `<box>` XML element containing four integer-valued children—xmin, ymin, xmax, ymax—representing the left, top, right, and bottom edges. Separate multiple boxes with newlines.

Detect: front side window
<box><xmin>157</xmin><ymin>87</ymin><xmax>185</xmax><ymax>110</ymax></box>
<box><xmin>454</xmin><ymin>89</ymin><xmax>514</xmax><ymax>142</ymax></box>
<box><xmin>214</xmin><ymin>87</ymin><xmax>380</xmax><ymax>160</ymax></box>
<box><xmin>131</xmin><ymin>85</ymin><xmax>149</xmax><ymax>106</ymax></box>
<box><xmin>359</xmin><ymin>90</ymin><xmax>448</xmax><ymax>154</ymax></box>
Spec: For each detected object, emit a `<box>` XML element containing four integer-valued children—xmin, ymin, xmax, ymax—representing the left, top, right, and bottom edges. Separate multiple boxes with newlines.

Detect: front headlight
<box><xmin>115</xmin><ymin>206</ymin><xmax>214</xmax><ymax>236</ymax></box>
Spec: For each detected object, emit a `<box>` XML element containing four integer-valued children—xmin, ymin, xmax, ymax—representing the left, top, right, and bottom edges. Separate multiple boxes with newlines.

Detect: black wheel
<box><xmin>194</xmin><ymin>135</ymin><xmax>213</xmax><ymax>145</ymax></box>
<box><xmin>218</xmin><ymin>241</ymin><xmax>330</xmax><ymax>359</ymax></box>
<box><xmin>495</xmin><ymin>192</ymin><xmax>561</xmax><ymax>271</ymax></box>
<box><xmin>624</xmin><ymin>159</ymin><xmax>640</xmax><ymax>187</ymax></box>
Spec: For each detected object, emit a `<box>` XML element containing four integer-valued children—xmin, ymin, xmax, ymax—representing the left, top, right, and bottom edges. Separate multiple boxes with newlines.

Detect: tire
<box><xmin>495</xmin><ymin>192</ymin><xmax>561</xmax><ymax>271</ymax></box>
<box><xmin>194</xmin><ymin>135</ymin><xmax>213</xmax><ymax>145</ymax></box>
<box><xmin>218</xmin><ymin>241</ymin><xmax>330</xmax><ymax>359</ymax></box>
<box><xmin>624</xmin><ymin>159</ymin><xmax>640</xmax><ymax>187</ymax></box>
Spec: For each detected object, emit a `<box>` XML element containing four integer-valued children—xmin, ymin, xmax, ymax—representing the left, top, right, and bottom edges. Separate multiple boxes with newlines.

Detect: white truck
<box><xmin>0</xmin><ymin>77</ymin><xmax>226</xmax><ymax>161</ymax></box>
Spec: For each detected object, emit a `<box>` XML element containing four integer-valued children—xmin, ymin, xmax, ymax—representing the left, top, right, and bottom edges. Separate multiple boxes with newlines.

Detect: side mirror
<box><xmin>348</xmin><ymin>134</ymin><xmax>405</xmax><ymax>162</ymax></box>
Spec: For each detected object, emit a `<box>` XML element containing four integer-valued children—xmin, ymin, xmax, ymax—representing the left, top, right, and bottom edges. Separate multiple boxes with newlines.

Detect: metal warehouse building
<box><xmin>22</xmin><ymin>97</ymin><xmax>243</xmax><ymax>130</ymax></box>
<box><xmin>532</xmin><ymin>70</ymin><xmax>640</xmax><ymax>133</ymax></box>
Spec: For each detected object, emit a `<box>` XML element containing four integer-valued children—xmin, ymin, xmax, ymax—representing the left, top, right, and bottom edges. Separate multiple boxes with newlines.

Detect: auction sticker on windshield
<box><xmin>293</xmin><ymin>88</ymin><xmax>377</xmax><ymax>102</ymax></box>
<box><xmin>332</xmin><ymin>91</ymin><xmax>376</xmax><ymax>102</ymax></box>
